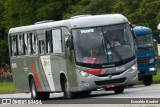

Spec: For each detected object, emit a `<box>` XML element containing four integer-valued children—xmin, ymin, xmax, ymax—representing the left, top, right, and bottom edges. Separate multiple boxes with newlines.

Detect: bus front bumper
<box><xmin>138</xmin><ymin>64</ymin><xmax>157</xmax><ymax>76</ymax></box>
<box><xmin>71</xmin><ymin>65</ymin><xmax>138</xmax><ymax>92</ymax></box>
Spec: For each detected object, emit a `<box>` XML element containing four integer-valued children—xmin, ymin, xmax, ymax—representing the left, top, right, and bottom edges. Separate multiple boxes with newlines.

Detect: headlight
<box><xmin>129</xmin><ymin>65</ymin><xmax>137</xmax><ymax>72</ymax></box>
<box><xmin>80</xmin><ymin>71</ymin><xmax>89</xmax><ymax>77</ymax></box>
<box><xmin>130</xmin><ymin>65</ymin><xmax>137</xmax><ymax>71</ymax></box>
<box><xmin>149</xmin><ymin>67</ymin><xmax>156</xmax><ymax>71</ymax></box>
<box><xmin>149</xmin><ymin>58</ymin><xmax>154</xmax><ymax>63</ymax></box>
<box><xmin>77</xmin><ymin>69</ymin><xmax>89</xmax><ymax>77</ymax></box>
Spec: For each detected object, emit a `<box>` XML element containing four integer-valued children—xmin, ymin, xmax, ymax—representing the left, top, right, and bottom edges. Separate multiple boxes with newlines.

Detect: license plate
<box><xmin>106</xmin><ymin>83</ymin><xmax>116</xmax><ymax>88</ymax></box>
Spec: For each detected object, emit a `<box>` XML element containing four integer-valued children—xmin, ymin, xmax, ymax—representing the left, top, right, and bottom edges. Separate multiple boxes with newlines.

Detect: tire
<box><xmin>30</xmin><ymin>78</ymin><xmax>49</xmax><ymax>100</ymax></box>
<box><xmin>63</xmin><ymin>78</ymin><xmax>75</xmax><ymax>99</ymax></box>
<box><xmin>41</xmin><ymin>92</ymin><xmax>50</xmax><ymax>100</ymax></box>
<box><xmin>143</xmin><ymin>75</ymin><xmax>152</xmax><ymax>86</ymax></box>
<box><xmin>114</xmin><ymin>87</ymin><xmax>124</xmax><ymax>94</ymax></box>
<box><xmin>82</xmin><ymin>91</ymin><xmax>91</xmax><ymax>95</ymax></box>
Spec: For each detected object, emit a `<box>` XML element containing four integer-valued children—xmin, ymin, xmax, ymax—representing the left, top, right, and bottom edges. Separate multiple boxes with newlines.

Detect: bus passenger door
<box><xmin>38</xmin><ymin>31</ymin><xmax>55</xmax><ymax>92</ymax></box>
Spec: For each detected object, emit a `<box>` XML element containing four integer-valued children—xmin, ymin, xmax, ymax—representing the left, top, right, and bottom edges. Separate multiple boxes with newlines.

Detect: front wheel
<box><xmin>82</xmin><ymin>91</ymin><xmax>91</xmax><ymax>95</ymax></box>
<box><xmin>114</xmin><ymin>87</ymin><xmax>124</xmax><ymax>94</ymax></box>
<box><xmin>143</xmin><ymin>75</ymin><xmax>152</xmax><ymax>86</ymax></box>
<box><xmin>63</xmin><ymin>78</ymin><xmax>76</xmax><ymax>99</ymax></box>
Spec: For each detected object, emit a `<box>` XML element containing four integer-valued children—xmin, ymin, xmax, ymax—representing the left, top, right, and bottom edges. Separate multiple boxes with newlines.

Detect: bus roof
<box><xmin>133</xmin><ymin>26</ymin><xmax>152</xmax><ymax>36</ymax></box>
<box><xmin>67</xmin><ymin>14</ymin><xmax>128</xmax><ymax>28</ymax></box>
<box><xmin>9</xmin><ymin>14</ymin><xmax>129</xmax><ymax>34</ymax></box>
<box><xmin>158</xmin><ymin>23</ymin><xmax>160</xmax><ymax>30</ymax></box>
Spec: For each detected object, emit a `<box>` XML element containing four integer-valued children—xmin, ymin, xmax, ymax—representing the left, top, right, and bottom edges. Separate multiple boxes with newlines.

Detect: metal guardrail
<box><xmin>0</xmin><ymin>75</ymin><xmax>13</xmax><ymax>82</ymax></box>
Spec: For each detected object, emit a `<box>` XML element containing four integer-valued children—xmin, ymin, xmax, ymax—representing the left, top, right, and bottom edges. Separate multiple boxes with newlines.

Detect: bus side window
<box><xmin>39</xmin><ymin>40</ymin><xmax>45</xmax><ymax>54</ymax></box>
<box><xmin>11</xmin><ymin>35</ymin><xmax>18</xmax><ymax>56</ymax></box>
<box><xmin>52</xmin><ymin>29</ymin><xmax>62</xmax><ymax>53</ymax></box>
<box><xmin>18</xmin><ymin>34</ymin><xmax>24</xmax><ymax>55</ymax></box>
<box><xmin>27</xmin><ymin>33</ymin><xmax>32</xmax><ymax>55</ymax></box>
<box><xmin>32</xmin><ymin>33</ymin><xmax>38</xmax><ymax>55</ymax></box>
<box><xmin>24</xmin><ymin>34</ymin><xmax>28</xmax><ymax>55</ymax></box>
<box><xmin>46</xmin><ymin>30</ymin><xmax>53</xmax><ymax>53</ymax></box>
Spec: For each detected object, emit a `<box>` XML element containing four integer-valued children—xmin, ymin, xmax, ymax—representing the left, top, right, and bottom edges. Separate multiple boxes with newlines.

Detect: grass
<box><xmin>0</xmin><ymin>82</ymin><xmax>16</xmax><ymax>93</ymax></box>
<box><xmin>153</xmin><ymin>69</ymin><xmax>160</xmax><ymax>82</ymax></box>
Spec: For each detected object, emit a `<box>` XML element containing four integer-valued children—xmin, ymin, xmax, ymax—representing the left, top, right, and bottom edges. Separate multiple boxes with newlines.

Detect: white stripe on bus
<box><xmin>40</xmin><ymin>55</ymin><xmax>55</xmax><ymax>91</ymax></box>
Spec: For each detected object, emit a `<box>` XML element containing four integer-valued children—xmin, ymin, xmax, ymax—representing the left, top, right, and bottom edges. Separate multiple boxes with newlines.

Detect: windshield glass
<box><xmin>72</xmin><ymin>23</ymin><xmax>135</xmax><ymax>65</ymax></box>
<box><xmin>136</xmin><ymin>34</ymin><xmax>153</xmax><ymax>48</ymax></box>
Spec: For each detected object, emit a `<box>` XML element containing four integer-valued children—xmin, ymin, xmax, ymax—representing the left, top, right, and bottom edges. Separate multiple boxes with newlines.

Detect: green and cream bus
<box><xmin>8</xmin><ymin>14</ymin><xmax>138</xmax><ymax>100</ymax></box>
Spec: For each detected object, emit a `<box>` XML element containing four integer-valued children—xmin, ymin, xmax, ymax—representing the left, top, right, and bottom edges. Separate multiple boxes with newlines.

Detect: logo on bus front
<box><xmin>116</xmin><ymin>67</ymin><xmax>125</xmax><ymax>71</ymax></box>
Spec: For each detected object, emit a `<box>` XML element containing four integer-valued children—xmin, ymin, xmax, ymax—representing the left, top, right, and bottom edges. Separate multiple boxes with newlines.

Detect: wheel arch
<box><xmin>60</xmin><ymin>72</ymin><xmax>67</xmax><ymax>91</ymax></box>
<box><xmin>28</xmin><ymin>73</ymin><xmax>34</xmax><ymax>87</ymax></box>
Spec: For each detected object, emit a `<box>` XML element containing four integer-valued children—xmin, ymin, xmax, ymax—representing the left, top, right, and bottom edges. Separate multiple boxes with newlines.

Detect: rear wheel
<box><xmin>114</xmin><ymin>87</ymin><xmax>124</xmax><ymax>94</ymax></box>
<box><xmin>143</xmin><ymin>75</ymin><xmax>152</xmax><ymax>86</ymax></box>
<box><xmin>30</xmin><ymin>78</ymin><xmax>49</xmax><ymax>100</ymax></box>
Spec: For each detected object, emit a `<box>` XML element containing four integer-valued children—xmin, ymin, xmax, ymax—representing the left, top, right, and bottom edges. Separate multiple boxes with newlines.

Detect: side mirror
<box><xmin>65</xmin><ymin>32</ymin><xmax>74</xmax><ymax>50</ymax></box>
<box><xmin>130</xmin><ymin>24</ymin><xmax>136</xmax><ymax>28</ymax></box>
<box><xmin>66</xmin><ymin>38</ymin><xmax>74</xmax><ymax>50</ymax></box>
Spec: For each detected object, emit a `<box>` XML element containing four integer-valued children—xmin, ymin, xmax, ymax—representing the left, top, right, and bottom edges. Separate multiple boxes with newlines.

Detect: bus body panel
<box><xmin>11</xmin><ymin>56</ymin><xmax>54</xmax><ymax>92</ymax></box>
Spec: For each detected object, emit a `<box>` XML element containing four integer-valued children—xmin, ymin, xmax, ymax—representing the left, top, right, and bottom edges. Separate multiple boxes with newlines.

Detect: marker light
<box><xmin>149</xmin><ymin>58</ymin><xmax>154</xmax><ymax>63</ymax></box>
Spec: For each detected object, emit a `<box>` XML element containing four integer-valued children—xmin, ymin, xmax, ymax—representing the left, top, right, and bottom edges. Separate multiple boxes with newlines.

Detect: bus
<box><xmin>157</xmin><ymin>23</ymin><xmax>160</xmax><ymax>56</ymax></box>
<box><xmin>133</xmin><ymin>26</ymin><xmax>157</xmax><ymax>86</ymax></box>
<box><xmin>8</xmin><ymin>14</ymin><xmax>138</xmax><ymax>100</ymax></box>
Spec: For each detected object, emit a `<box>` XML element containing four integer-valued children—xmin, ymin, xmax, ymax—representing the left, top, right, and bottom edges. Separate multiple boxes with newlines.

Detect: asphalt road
<box><xmin>0</xmin><ymin>84</ymin><xmax>160</xmax><ymax>104</ymax></box>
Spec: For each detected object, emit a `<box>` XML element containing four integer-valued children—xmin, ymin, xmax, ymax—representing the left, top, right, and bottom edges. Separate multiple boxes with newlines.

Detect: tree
<box><xmin>0</xmin><ymin>0</ymin><xmax>160</xmax><ymax>67</ymax></box>
<box><xmin>113</xmin><ymin>0</ymin><xmax>160</xmax><ymax>35</ymax></box>
<box><xmin>63</xmin><ymin>0</ymin><xmax>116</xmax><ymax>19</ymax></box>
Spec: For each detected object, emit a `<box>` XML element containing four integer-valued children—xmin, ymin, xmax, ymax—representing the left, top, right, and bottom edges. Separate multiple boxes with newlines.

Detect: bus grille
<box><xmin>94</xmin><ymin>78</ymin><xmax>126</xmax><ymax>86</ymax></box>
<box><xmin>137</xmin><ymin>57</ymin><xmax>150</xmax><ymax>64</ymax></box>
<box><xmin>96</xmin><ymin>71</ymin><xmax>124</xmax><ymax>77</ymax></box>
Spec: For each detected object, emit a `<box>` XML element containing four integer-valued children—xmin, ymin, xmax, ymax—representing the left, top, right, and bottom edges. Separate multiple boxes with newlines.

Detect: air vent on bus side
<box><xmin>34</xmin><ymin>20</ymin><xmax>54</xmax><ymax>24</ymax></box>
<box><xmin>70</xmin><ymin>15</ymin><xmax>92</xmax><ymax>19</ymax></box>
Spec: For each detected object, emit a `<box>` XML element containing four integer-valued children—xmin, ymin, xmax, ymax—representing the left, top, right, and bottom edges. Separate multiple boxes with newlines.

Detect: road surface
<box><xmin>0</xmin><ymin>84</ymin><xmax>160</xmax><ymax>104</ymax></box>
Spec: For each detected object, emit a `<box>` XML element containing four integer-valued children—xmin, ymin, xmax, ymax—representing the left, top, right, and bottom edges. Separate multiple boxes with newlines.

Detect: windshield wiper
<box><xmin>104</xmin><ymin>37</ymin><xmax>125</xmax><ymax>63</ymax></box>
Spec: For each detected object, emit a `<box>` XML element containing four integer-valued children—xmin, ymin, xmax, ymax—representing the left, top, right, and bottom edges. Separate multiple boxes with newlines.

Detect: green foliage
<box><xmin>113</xmin><ymin>0</ymin><xmax>160</xmax><ymax>35</ymax></box>
<box><xmin>0</xmin><ymin>37</ymin><xmax>9</xmax><ymax>67</ymax></box>
<box><xmin>153</xmin><ymin>69</ymin><xmax>160</xmax><ymax>81</ymax></box>
<box><xmin>0</xmin><ymin>82</ymin><xmax>16</xmax><ymax>93</ymax></box>
<box><xmin>0</xmin><ymin>0</ymin><xmax>160</xmax><ymax>67</ymax></box>
<box><xmin>63</xmin><ymin>0</ymin><xmax>116</xmax><ymax>19</ymax></box>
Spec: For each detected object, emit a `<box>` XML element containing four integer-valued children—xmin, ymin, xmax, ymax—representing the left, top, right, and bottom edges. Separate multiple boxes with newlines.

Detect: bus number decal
<box><xmin>80</xmin><ymin>29</ymin><xmax>94</xmax><ymax>33</ymax></box>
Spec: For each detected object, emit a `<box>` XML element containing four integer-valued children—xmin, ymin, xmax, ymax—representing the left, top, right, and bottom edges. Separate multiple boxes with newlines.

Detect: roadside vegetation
<box><xmin>153</xmin><ymin>69</ymin><xmax>160</xmax><ymax>82</ymax></box>
<box><xmin>0</xmin><ymin>82</ymin><xmax>16</xmax><ymax>93</ymax></box>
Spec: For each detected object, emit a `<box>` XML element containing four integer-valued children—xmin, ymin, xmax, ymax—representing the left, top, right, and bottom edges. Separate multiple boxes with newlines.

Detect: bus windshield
<box><xmin>72</xmin><ymin>23</ymin><xmax>135</xmax><ymax>65</ymax></box>
<box><xmin>136</xmin><ymin>34</ymin><xmax>153</xmax><ymax>48</ymax></box>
